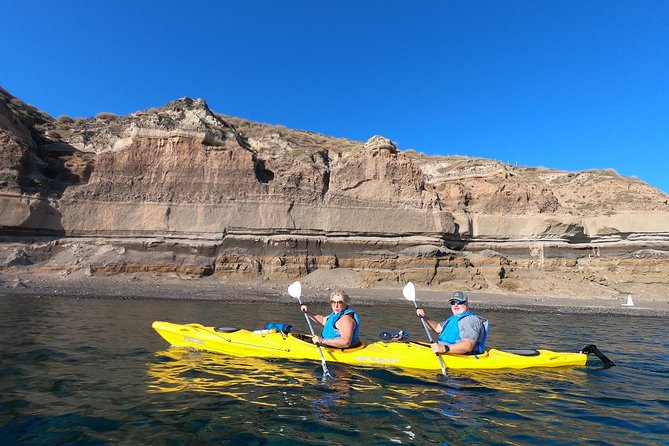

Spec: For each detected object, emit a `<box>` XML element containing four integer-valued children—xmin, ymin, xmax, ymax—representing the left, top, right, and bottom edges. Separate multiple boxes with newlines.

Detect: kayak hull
<box><xmin>152</xmin><ymin>321</ymin><xmax>588</xmax><ymax>370</ymax></box>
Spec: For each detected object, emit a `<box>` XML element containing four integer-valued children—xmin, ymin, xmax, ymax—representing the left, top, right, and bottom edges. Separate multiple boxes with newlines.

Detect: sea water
<box><xmin>0</xmin><ymin>294</ymin><xmax>667</xmax><ymax>445</ymax></box>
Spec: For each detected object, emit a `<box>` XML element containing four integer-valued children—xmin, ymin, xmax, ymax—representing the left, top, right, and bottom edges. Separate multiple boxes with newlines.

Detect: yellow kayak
<box><xmin>152</xmin><ymin>321</ymin><xmax>612</xmax><ymax>370</ymax></box>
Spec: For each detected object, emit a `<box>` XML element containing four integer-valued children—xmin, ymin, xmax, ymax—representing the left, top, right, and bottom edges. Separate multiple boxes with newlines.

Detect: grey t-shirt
<box><xmin>441</xmin><ymin>314</ymin><xmax>487</xmax><ymax>347</ymax></box>
<box><xmin>458</xmin><ymin>315</ymin><xmax>486</xmax><ymax>345</ymax></box>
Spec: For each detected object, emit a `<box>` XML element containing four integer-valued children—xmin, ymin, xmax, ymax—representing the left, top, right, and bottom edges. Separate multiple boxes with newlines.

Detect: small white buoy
<box><xmin>622</xmin><ymin>294</ymin><xmax>635</xmax><ymax>306</ymax></box>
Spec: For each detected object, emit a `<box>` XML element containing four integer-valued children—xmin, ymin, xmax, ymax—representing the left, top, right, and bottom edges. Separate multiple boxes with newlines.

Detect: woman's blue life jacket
<box><xmin>321</xmin><ymin>307</ymin><xmax>360</xmax><ymax>344</ymax></box>
<box><xmin>437</xmin><ymin>311</ymin><xmax>489</xmax><ymax>354</ymax></box>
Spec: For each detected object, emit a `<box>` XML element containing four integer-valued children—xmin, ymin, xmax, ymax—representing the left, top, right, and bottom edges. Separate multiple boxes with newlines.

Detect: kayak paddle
<box><xmin>403</xmin><ymin>282</ymin><xmax>447</xmax><ymax>376</ymax></box>
<box><xmin>288</xmin><ymin>281</ymin><xmax>333</xmax><ymax>379</ymax></box>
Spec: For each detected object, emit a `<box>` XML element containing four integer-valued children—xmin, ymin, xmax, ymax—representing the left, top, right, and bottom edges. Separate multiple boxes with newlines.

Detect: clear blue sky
<box><xmin>2</xmin><ymin>1</ymin><xmax>668</xmax><ymax>193</ymax></box>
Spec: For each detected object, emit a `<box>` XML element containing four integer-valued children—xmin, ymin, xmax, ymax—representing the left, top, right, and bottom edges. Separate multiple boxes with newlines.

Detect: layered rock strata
<box><xmin>1</xmin><ymin>87</ymin><xmax>668</xmax><ymax>299</ymax></box>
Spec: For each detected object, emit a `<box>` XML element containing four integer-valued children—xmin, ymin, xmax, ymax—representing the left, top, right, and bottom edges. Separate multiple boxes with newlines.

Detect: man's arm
<box><xmin>432</xmin><ymin>316</ymin><xmax>482</xmax><ymax>354</ymax></box>
<box><xmin>416</xmin><ymin>308</ymin><xmax>443</xmax><ymax>333</ymax></box>
<box><xmin>432</xmin><ymin>338</ymin><xmax>475</xmax><ymax>354</ymax></box>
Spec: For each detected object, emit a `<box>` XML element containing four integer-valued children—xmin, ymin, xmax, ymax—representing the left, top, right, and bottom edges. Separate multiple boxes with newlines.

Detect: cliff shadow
<box><xmin>443</xmin><ymin>222</ymin><xmax>467</xmax><ymax>251</ymax></box>
<box><xmin>20</xmin><ymin>137</ymin><xmax>94</xmax><ymax>199</ymax></box>
<box><xmin>15</xmin><ymin>197</ymin><xmax>66</xmax><ymax>237</ymax></box>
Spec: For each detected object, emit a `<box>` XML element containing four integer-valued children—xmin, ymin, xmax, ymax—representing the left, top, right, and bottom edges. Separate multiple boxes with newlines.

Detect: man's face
<box><xmin>450</xmin><ymin>300</ymin><xmax>467</xmax><ymax>315</ymax></box>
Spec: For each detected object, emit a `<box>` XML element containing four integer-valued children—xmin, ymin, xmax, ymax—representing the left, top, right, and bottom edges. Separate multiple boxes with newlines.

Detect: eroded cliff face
<box><xmin>1</xmin><ymin>87</ymin><xmax>668</xmax><ymax>299</ymax></box>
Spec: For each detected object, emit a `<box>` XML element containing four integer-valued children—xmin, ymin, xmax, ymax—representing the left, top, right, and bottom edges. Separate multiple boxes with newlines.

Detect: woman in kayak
<box><xmin>300</xmin><ymin>289</ymin><xmax>361</xmax><ymax>348</ymax></box>
<box><xmin>416</xmin><ymin>291</ymin><xmax>488</xmax><ymax>355</ymax></box>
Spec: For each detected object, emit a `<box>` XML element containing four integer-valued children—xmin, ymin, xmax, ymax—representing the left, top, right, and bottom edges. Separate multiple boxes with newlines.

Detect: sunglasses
<box><xmin>449</xmin><ymin>299</ymin><xmax>467</xmax><ymax>306</ymax></box>
<box><xmin>330</xmin><ymin>300</ymin><xmax>345</xmax><ymax>305</ymax></box>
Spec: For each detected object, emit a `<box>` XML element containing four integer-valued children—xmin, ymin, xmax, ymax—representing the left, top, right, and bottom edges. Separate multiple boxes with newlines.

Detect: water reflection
<box><xmin>148</xmin><ymin>349</ymin><xmax>314</xmax><ymax>403</ymax></box>
<box><xmin>147</xmin><ymin>345</ymin><xmax>655</xmax><ymax>444</ymax></box>
<box><xmin>148</xmin><ymin>347</ymin><xmax>596</xmax><ymax>406</ymax></box>
<box><xmin>146</xmin><ymin>347</ymin><xmax>501</xmax><ymax>433</ymax></box>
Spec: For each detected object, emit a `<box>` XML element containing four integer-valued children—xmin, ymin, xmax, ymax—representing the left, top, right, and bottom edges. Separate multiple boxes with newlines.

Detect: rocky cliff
<box><xmin>1</xmin><ymin>86</ymin><xmax>668</xmax><ymax>300</ymax></box>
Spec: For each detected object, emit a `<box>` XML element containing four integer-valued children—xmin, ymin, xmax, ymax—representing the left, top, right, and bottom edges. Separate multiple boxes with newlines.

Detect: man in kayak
<box><xmin>416</xmin><ymin>291</ymin><xmax>488</xmax><ymax>355</ymax></box>
<box><xmin>300</xmin><ymin>289</ymin><xmax>361</xmax><ymax>348</ymax></box>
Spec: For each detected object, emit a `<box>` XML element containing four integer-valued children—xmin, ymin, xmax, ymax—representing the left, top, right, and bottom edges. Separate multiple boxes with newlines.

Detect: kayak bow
<box><xmin>152</xmin><ymin>321</ymin><xmax>611</xmax><ymax>370</ymax></box>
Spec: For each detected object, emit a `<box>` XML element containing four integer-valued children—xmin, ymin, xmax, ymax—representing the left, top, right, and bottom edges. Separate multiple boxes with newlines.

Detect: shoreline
<box><xmin>1</xmin><ymin>272</ymin><xmax>667</xmax><ymax>317</ymax></box>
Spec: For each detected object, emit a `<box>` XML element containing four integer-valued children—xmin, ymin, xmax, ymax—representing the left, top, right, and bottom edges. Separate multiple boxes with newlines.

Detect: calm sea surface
<box><xmin>1</xmin><ymin>293</ymin><xmax>667</xmax><ymax>445</ymax></box>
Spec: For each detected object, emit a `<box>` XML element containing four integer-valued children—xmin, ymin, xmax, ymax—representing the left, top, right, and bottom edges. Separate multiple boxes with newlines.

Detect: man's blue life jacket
<box><xmin>437</xmin><ymin>311</ymin><xmax>489</xmax><ymax>354</ymax></box>
<box><xmin>321</xmin><ymin>308</ymin><xmax>360</xmax><ymax>343</ymax></box>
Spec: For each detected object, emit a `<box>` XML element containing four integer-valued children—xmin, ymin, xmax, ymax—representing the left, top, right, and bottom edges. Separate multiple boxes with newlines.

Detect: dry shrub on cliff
<box><xmin>96</xmin><ymin>112</ymin><xmax>117</xmax><ymax>121</ymax></box>
<box><xmin>499</xmin><ymin>280</ymin><xmax>519</xmax><ymax>292</ymax></box>
<box><xmin>220</xmin><ymin>114</ymin><xmax>363</xmax><ymax>159</ymax></box>
<box><xmin>0</xmin><ymin>171</ymin><xmax>17</xmax><ymax>187</ymax></box>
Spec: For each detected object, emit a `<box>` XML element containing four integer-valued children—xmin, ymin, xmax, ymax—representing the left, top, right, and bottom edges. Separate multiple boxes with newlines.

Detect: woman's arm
<box><xmin>317</xmin><ymin>314</ymin><xmax>356</xmax><ymax>348</ymax></box>
<box><xmin>300</xmin><ymin>305</ymin><xmax>326</xmax><ymax>325</ymax></box>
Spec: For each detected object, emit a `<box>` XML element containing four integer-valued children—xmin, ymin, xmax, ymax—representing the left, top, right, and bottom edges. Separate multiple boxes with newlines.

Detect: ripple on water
<box><xmin>10</xmin><ymin>347</ymin><xmax>72</xmax><ymax>363</ymax></box>
<box><xmin>0</xmin><ymin>413</ymin><xmax>120</xmax><ymax>445</ymax></box>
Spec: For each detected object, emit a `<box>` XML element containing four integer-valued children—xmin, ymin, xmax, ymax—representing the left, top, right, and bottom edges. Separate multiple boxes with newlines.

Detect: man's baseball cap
<box><xmin>451</xmin><ymin>291</ymin><xmax>469</xmax><ymax>303</ymax></box>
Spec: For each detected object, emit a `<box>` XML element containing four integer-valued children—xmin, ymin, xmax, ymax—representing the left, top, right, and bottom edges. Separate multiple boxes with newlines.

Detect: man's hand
<box><xmin>431</xmin><ymin>342</ymin><xmax>449</xmax><ymax>354</ymax></box>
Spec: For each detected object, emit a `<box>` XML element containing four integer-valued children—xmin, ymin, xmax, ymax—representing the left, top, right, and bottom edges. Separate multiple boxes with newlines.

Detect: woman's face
<box><xmin>330</xmin><ymin>296</ymin><xmax>347</xmax><ymax>312</ymax></box>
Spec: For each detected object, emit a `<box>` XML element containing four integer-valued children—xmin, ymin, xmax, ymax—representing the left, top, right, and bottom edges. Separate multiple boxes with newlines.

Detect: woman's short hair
<box><xmin>330</xmin><ymin>289</ymin><xmax>350</xmax><ymax>304</ymax></box>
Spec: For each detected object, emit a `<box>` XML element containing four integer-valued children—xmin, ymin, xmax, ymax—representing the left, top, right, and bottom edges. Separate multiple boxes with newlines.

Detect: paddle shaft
<box><xmin>298</xmin><ymin>296</ymin><xmax>332</xmax><ymax>377</ymax></box>
<box><xmin>412</xmin><ymin>300</ymin><xmax>447</xmax><ymax>376</ymax></box>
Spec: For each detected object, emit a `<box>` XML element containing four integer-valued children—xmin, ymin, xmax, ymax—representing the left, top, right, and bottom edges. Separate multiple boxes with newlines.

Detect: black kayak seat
<box><xmin>496</xmin><ymin>348</ymin><xmax>540</xmax><ymax>357</ymax></box>
<box><xmin>215</xmin><ymin>327</ymin><xmax>239</xmax><ymax>333</ymax></box>
<box><xmin>330</xmin><ymin>339</ymin><xmax>363</xmax><ymax>350</ymax></box>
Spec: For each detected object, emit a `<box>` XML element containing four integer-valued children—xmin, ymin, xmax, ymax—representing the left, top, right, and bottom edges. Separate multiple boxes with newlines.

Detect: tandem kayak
<box><xmin>152</xmin><ymin>321</ymin><xmax>614</xmax><ymax>371</ymax></box>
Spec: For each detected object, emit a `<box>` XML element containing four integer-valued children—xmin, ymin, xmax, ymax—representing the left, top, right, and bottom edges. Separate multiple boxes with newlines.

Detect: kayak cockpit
<box><xmin>495</xmin><ymin>349</ymin><xmax>541</xmax><ymax>357</ymax></box>
<box><xmin>289</xmin><ymin>332</ymin><xmax>365</xmax><ymax>350</ymax></box>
